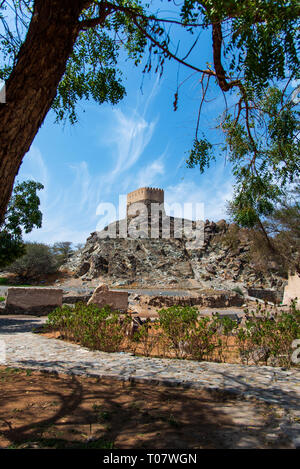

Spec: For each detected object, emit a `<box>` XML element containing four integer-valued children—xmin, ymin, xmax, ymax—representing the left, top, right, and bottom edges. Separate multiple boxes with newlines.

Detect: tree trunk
<box><xmin>257</xmin><ymin>218</ymin><xmax>277</xmax><ymax>254</ymax></box>
<box><xmin>0</xmin><ymin>0</ymin><xmax>90</xmax><ymax>223</ymax></box>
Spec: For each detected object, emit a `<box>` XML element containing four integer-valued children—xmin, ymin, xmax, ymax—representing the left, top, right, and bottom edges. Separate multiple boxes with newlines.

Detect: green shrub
<box><xmin>131</xmin><ymin>319</ymin><xmax>160</xmax><ymax>357</ymax></box>
<box><xmin>237</xmin><ymin>303</ymin><xmax>300</xmax><ymax>367</ymax></box>
<box><xmin>47</xmin><ymin>302</ymin><xmax>131</xmax><ymax>353</ymax></box>
<box><xmin>183</xmin><ymin>317</ymin><xmax>217</xmax><ymax>361</ymax></box>
<box><xmin>232</xmin><ymin>286</ymin><xmax>244</xmax><ymax>296</ymax></box>
<box><xmin>158</xmin><ymin>306</ymin><xmax>198</xmax><ymax>357</ymax></box>
<box><xmin>7</xmin><ymin>242</ymin><xmax>57</xmax><ymax>279</ymax></box>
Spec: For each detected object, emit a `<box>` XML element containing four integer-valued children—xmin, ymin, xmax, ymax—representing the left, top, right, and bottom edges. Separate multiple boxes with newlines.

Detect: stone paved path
<box><xmin>0</xmin><ymin>315</ymin><xmax>299</xmax><ymax>447</ymax></box>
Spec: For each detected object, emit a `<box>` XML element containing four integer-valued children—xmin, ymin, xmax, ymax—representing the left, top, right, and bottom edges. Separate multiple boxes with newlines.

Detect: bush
<box><xmin>6</xmin><ymin>242</ymin><xmax>57</xmax><ymax>279</ymax></box>
<box><xmin>158</xmin><ymin>306</ymin><xmax>198</xmax><ymax>357</ymax></box>
<box><xmin>237</xmin><ymin>303</ymin><xmax>300</xmax><ymax>367</ymax></box>
<box><xmin>183</xmin><ymin>317</ymin><xmax>217</xmax><ymax>361</ymax></box>
<box><xmin>47</xmin><ymin>302</ymin><xmax>131</xmax><ymax>353</ymax></box>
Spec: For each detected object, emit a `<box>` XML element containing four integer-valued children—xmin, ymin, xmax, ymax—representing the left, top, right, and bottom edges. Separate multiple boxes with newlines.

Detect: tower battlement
<box><xmin>127</xmin><ymin>187</ymin><xmax>164</xmax><ymax>207</ymax></box>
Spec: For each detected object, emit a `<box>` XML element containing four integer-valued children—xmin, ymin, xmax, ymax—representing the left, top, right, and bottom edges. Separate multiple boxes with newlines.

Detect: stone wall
<box><xmin>147</xmin><ymin>291</ymin><xmax>244</xmax><ymax>308</ymax></box>
<box><xmin>128</xmin><ymin>290</ymin><xmax>244</xmax><ymax>316</ymax></box>
<box><xmin>4</xmin><ymin>287</ymin><xmax>63</xmax><ymax>315</ymax></box>
<box><xmin>247</xmin><ymin>288</ymin><xmax>281</xmax><ymax>304</ymax></box>
<box><xmin>283</xmin><ymin>273</ymin><xmax>300</xmax><ymax>307</ymax></box>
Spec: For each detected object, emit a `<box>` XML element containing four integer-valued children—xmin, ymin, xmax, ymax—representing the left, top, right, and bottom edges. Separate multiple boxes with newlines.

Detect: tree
<box><xmin>0</xmin><ymin>0</ymin><xmax>144</xmax><ymax>223</ymax></box>
<box><xmin>264</xmin><ymin>181</ymin><xmax>300</xmax><ymax>272</ymax></box>
<box><xmin>222</xmin><ymin>181</ymin><xmax>300</xmax><ymax>275</ymax></box>
<box><xmin>7</xmin><ymin>242</ymin><xmax>57</xmax><ymax>279</ymax></box>
<box><xmin>0</xmin><ymin>180</ymin><xmax>44</xmax><ymax>268</ymax></box>
<box><xmin>51</xmin><ymin>241</ymin><xmax>74</xmax><ymax>266</ymax></box>
<box><xmin>188</xmin><ymin>85</ymin><xmax>299</xmax><ymax>246</ymax></box>
<box><xmin>0</xmin><ymin>0</ymin><xmax>299</xmax><ymax>223</ymax></box>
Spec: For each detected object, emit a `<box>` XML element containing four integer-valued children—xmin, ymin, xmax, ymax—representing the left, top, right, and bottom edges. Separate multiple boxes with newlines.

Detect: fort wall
<box><xmin>127</xmin><ymin>187</ymin><xmax>164</xmax><ymax>206</ymax></box>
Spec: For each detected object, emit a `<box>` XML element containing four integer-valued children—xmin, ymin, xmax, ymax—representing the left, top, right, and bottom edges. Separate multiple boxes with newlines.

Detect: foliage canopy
<box><xmin>0</xmin><ymin>180</ymin><xmax>44</xmax><ymax>268</ymax></box>
<box><xmin>0</xmin><ymin>0</ymin><xmax>299</xmax><ymax>223</ymax></box>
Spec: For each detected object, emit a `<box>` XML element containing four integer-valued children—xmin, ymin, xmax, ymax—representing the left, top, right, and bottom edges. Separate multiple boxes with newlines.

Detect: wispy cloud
<box><xmin>96</xmin><ymin>75</ymin><xmax>162</xmax><ymax>182</ymax></box>
<box><xmin>20</xmin><ymin>78</ymin><xmax>162</xmax><ymax>244</ymax></box>
<box><xmin>107</xmin><ymin>108</ymin><xmax>157</xmax><ymax>178</ymax></box>
<box><xmin>18</xmin><ymin>67</ymin><xmax>235</xmax><ymax>245</ymax></box>
<box><xmin>20</xmin><ymin>146</ymin><xmax>49</xmax><ymax>189</ymax></box>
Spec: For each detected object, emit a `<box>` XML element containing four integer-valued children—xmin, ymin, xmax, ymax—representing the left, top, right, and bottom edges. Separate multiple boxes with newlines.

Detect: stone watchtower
<box><xmin>126</xmin><ymin>187</ymin><xmax>164</xmax><ymax>219</ymax></box>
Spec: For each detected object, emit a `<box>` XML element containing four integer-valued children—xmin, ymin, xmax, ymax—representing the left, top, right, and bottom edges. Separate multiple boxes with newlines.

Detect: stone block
<box><xmin>87</xmin><ymin>283</ymin><xmax>128</xmax><ymax>311</ymax></box>
<box><xmin>247</xmin><ymin>288</ymin><xmax>281</xmax><ymax>304</ymax></box>
<box><xmin>4</xmin><ymin>287</ymin><xmax>63</xmax><ymax>315</ymax></box>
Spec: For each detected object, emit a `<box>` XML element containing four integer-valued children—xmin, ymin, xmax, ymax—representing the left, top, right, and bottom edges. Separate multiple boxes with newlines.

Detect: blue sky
<box><xmin>17</xmin><ymin>12</ymin><xmax>235</xmax><ymax>246</ymax></box>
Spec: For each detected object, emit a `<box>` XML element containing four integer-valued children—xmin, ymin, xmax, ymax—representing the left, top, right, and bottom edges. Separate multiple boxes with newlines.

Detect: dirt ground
<box><xmin>42</xmin><ymin>329</ymin><xmax>243</xmax><ymax>364</ymax></box>
<box><xmin>0</xmin><ymin>366</ymin><xmax>293</xmax><ymax>449</ymax></box>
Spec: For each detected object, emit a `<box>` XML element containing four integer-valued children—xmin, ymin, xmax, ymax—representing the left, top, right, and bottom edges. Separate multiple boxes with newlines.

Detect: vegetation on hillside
<box><xmin>4</xmin><ymin>241</ymin><xmax>79</xmax><ymax>280</ymax></box>
<box><xmin>217</xmin><ymin>182</ymin><xmax>300</xmax><ymax>275</ymax></box>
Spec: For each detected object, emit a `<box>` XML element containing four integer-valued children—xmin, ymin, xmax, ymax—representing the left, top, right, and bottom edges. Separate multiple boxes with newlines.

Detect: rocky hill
<box><xmin>64</xmin><ymin>216</ymin><xmax>286</xmax><ymax>299</ymax></box>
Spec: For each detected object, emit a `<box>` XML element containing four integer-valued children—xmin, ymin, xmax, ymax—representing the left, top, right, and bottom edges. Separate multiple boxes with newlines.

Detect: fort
<box><xmin>127</xmin><ymin>187</ymin><xmax>164</xmax><ymax>214</ymax></box>
<box><xmin>127</xmin><ymin>187</ymin><xmax>164</xmax><ymax>205</ymax></box>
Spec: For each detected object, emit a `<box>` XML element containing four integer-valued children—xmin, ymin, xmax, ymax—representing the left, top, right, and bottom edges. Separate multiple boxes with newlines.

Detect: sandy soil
<box><xmin>0</xmin><ymin>366</ymin><xmax>292</xmax><ymax>449</ymax></box>
<box><xmin>42</xmin><ymin>329</ymin><xmax>242</xmax><ymax>364</ymax></box>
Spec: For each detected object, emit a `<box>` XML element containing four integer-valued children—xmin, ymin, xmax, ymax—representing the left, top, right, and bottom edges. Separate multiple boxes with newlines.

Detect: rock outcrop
<box><xmin>87</xmin><ymin>283</ymin><xmax>128</xmax><ymax>311</ymax></box>
<box><xmin>63</xmin><ymin>217</ymin><xmax>286</xmax><ymax>297</ymax></box>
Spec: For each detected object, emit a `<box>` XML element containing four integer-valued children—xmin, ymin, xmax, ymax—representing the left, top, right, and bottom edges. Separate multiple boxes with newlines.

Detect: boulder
<box><xmin>4</xmin><ymin>287</ymin><xmax>63</xmax><ymax>315</ymax></box>
<box><xmin>87</xmin><ymin>283</ymin><xmax>128</xmax><ymax>312</ymax></box>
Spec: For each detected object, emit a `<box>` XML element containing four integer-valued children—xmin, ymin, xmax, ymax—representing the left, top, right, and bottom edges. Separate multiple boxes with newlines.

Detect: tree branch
<box><xmin>130</xmin><ymin>14</ymin><xmax>215</xmax><ymax>77</ymax></box>
<box><xmin>79</xmin><ymin>1</ymin><xmax>112</xmax><ymax>29</ymax></box>
<box><xmin>212</xmin><ymin>22</ymin><xmax>231</xmax><ymax>92</ymax></box>
<box><xmin>257</xmin><ymin>217</ymin><xmax>277</xmax><ymax>253</ymax></box>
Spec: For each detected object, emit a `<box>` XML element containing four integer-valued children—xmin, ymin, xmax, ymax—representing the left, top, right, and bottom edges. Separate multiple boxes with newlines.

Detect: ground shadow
<box><xmin>0</xmin><ymin>316</ymin><xmax>46</xmax><ymax>334</ymax></box>
<box><xmin>0</xmin><ymin>365</ymin><xmax>295</xmax><ymax>449</ymax></box>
